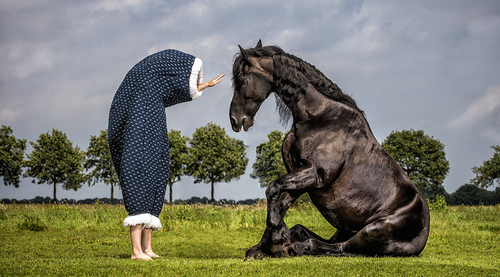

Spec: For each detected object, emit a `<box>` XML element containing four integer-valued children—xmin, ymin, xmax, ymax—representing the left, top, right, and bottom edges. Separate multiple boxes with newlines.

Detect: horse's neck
<box><xmin>285</xmin><ymin>84</ymin><xmax>375</xmax><ymax>139</ymax></box>
<box><xmin>288</xmin><ymin>84</ymin><xmax>342</xmax><ymax>122</ymax></box>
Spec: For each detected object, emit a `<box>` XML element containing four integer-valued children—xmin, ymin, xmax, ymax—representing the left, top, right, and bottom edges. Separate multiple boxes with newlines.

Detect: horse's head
<box><xmin>230</xmin><ymin>40</ymin><xmax>274</xmax><ymax>132</ymax></box>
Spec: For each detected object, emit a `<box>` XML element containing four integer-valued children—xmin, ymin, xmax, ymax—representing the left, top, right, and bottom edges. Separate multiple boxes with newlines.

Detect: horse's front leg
<box><xmin>267</xmin><ymin>164</ymin><xmax>319</xmax><ymax>226</ymax></box>
<box><xmin>244</xmin><ymin>192</ymin><xmax>295</xmax><ymax>259</ymax></box>
<box><xmin>246</xmin><ymin>165</ymin><xmax>318</xmax><ymax>259</ymax></box>
<box><xmin>245</xmin><ymin>189</ymin><xmax>299</xmax><ymax>259</ymax></box>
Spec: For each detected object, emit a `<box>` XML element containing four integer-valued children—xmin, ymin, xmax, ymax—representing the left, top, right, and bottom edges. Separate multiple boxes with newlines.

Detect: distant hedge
<box><xmin>0</xmin><ymin>196</ymin><xmax>265</xmax><ymax>206</ymax></box>
<box><xmin>3</xmin><ymin>186</ymin><xmax>499</xmax><ymax>206</ymax></box>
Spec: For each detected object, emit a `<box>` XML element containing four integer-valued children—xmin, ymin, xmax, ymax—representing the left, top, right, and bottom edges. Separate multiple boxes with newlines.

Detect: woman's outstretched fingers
<box><xmin>197</xmin><ymin>73</ymin><xmax>226</xmax><ymax>91</ymax></box>
<box><xmin>210</xmin><ymin>73</ymin><xmax>226</xmax><ymax>86</ymax></box>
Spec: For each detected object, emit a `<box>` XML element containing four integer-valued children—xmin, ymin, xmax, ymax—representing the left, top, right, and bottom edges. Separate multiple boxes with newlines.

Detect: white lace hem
<box><xmin>123</xmin><ymin>213</ymin><xmax>162</xmax><ymax>231</ymax></box>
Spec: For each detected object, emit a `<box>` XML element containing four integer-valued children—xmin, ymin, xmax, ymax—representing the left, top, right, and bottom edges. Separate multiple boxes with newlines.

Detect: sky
<box><xmin>1</xmin><ymin>0</ymin><xmax>499</xmax><ymax>202</ymax></box>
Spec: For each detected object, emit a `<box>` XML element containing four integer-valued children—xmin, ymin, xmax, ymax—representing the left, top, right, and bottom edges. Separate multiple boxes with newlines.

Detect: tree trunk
<box><xmin>111</xmin><ymin>184</ymin><xmax>114</xmax><ymax>205</ymax></box>
<box><xmin>53</xmin><ymin>182</ymin><xmax>57</xmax><ymax>203</ymax></box>
<box><xmin>211</xmin><ymin>181</ymin><xmax>215</xmax><ymax>204</ymax></box>
<box><xmin>169</xmin><ymin>184</ymin><xmax>173</xmax><ymax>204</ymax></box>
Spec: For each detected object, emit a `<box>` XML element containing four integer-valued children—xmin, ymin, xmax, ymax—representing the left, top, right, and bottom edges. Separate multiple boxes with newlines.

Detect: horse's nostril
<box><xmin>230</xmin><ymin>116</ymin><xmax>242</xmax><ymax>132</ymax></box>
<box><xmin>230</xmin><ymin>116</ymin><xmax>237</xmax><ymax>127</ymax></box>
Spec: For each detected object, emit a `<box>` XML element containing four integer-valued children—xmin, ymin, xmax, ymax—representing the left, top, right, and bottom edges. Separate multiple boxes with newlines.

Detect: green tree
<box><xmin>0</xmin><ymin>126</ymin><xmax>27</xmax><ymax>187</ymax></box>
<box><xmin>84</xmin><ymin>129</ymin><xmax>119</xmax><ymax>204</ymax></box>
<box><xmin>381</xmin><ymin>129</ymin><xmax>450</xmax><ymax>193</ymax></box>
<box><xmin>448</xmin><ymin>184</ymin><xmax>500</xmax><ymax>206</ymax></box>
<box><xmin>24</xmin><ymin>129</ymin><xmax>85</xmax><ymax>202</ymax></box>
<box><xmin>421</xmin><ymin>185</ymin><xmax>450</xmax><ymax>203</ymax></box>
<box><xmin>471</xmin><ymin>145</ymin><xmax>500</xmax><ymax>188</ymax></box>
<box><xmin>251</xmin><ymin>130</ymin><xmax>287</xmax><ymax>187</ymax></box>
<box><xmin>167</xmin><ymin>130</ymin><xmax>189</xmax><ymax>204</ymax></box>
<box><xmin>185</xmin><ymin>123</ymin><xmax>248</xmax><ymax>204</ymax></box>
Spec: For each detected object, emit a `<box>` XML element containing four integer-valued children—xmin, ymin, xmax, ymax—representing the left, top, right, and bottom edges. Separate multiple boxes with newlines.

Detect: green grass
<box><xmin>0</xmin><ymin>203</ymin><xmax>499</xmax><ymax>276</ymax></box>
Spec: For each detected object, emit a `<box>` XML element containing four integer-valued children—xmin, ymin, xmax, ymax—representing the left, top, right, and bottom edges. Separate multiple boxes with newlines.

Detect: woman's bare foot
<box><xmin>144</xmin><ymin>251</ymin><xmax>160</xmax><ymax>258</ymax></box>
<box><xmin>130</xmin><ymin>225</ymin><xmax>152</xmax><ymax>260</ymax></box>
<box><xmin>141</xmin><ymin>228</ymin><xmax>159</xmax><ymax>258</ymax></box>
<box><xmin>131</xmin><ymin>251</ymin><xmax>152</xmax><ymax>260</ymax></box>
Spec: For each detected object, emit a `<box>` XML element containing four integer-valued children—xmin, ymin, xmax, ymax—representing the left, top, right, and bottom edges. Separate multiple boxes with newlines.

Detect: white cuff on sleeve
<box><xmin>189</xmin><ymin>58</ymin><xmax>203</xmax><ymax>100</ymax></box>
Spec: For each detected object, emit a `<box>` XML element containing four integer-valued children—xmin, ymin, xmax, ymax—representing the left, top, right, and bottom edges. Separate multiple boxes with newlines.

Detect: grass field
<box><xmin>0</xmin><ymin>202</ymin><xmax>499</xmax><ymax>276</ymax></box>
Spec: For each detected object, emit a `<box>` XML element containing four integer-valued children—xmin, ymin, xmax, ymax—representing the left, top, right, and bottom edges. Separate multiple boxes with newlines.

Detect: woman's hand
<box><xmin>198</xmin><ymin>73</ymin><xmax>226</xmax><ymax>91</ymax></box>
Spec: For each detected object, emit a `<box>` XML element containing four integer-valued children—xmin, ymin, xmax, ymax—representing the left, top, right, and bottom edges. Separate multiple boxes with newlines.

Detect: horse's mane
<box><xmin>233</xmin><ymin>45</ymin><xmax>364</xmax><ymax>125</ymax></box>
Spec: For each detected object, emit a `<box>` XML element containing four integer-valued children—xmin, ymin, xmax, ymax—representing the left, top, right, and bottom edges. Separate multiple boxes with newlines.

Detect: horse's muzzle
<box><xmin>230</xmin><ymin>116</ymin><xmax>253</xmax><ymax>132</ymax></box>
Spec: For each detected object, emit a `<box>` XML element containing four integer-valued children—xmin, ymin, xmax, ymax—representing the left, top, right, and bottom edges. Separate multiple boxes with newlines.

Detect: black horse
<box><xmin>230</xmin><ymin>40</ymin><xmax>430</xmax><ymax>258</ymax></box>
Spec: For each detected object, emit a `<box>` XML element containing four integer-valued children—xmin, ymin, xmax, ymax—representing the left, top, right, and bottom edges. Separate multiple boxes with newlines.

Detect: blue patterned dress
<box><xmin>108</xmin><ymin>50</ymin><xmax>203</xmax><ymax>230</ymax></box>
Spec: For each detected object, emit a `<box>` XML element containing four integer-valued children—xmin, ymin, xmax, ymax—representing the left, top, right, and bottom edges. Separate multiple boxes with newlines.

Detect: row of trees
<box><xmin>0</xmin><ymin>124</ymin><xmax>248</xmax><ymax>204</ymax></box>
<box><xmin>2</xmin><ymin>125</ymin><xmax>499</xmax><ymax>205</ymax></box>
<box><xmin>250</xmin><ymin>129</ymin><xmax>500</xmax><ymax>204</ymax></box>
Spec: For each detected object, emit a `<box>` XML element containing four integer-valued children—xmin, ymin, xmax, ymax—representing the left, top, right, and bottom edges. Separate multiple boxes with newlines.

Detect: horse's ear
<box><xmin>256</xmin><ymin>39</ymin><xmax>262</xmax><ymax>48</ymax></box>
<box><xmin>238</xmin><ymin>45</ymin><xmax>248</xmax><ymax>61</ymax></box>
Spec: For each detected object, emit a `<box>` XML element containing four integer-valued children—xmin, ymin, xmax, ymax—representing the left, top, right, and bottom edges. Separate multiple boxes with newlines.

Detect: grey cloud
<box><xmin>1</xmin><ymin>0</ymin><xmax>500</xmax><ymax>201</ymax></box>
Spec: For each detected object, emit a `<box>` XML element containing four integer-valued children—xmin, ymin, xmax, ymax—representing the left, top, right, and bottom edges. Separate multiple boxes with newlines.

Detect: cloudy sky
<box><xmin>1</xmin><ymin>0</ymin><xmax>499</xmax><ymax>202</ymax></box>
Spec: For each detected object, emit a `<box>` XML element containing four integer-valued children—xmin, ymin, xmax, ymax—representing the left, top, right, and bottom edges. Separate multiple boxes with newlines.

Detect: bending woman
<box><xmin>108</xmin><ymin>49</ymin><xmax>225</xmax><ymax>260</ymax></box>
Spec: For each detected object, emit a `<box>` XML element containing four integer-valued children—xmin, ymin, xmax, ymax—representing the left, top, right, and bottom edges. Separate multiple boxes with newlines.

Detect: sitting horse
<box><xmin>230</xmin><ymin>40</ymin><xmax>430</xmax><ymax>258</ymax></box>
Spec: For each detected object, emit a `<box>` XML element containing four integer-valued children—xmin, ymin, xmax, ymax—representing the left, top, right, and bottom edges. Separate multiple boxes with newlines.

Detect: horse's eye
<box><xmin>238</xmin><ymin>77</ymin><xmax>247</xmax><ymax>84</ymax></box>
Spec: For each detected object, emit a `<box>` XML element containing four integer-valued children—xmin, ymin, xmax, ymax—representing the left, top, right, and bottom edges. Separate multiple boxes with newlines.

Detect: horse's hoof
<box><xmin>245</xmin><ymin>244</ymin><xmax>266</xmax><ymax>260</ymax></box>
<box><xmin>245</xmin><ymin>249</ymin><xmax>265</xmax><ymax>260</ymax></box>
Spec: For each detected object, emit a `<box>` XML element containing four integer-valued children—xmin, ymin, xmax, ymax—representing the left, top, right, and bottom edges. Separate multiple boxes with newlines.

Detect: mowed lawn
<box><xmin>1</xmin><ymin>203</ymin><xmax>499</xmax><ymax>276</ymax></box>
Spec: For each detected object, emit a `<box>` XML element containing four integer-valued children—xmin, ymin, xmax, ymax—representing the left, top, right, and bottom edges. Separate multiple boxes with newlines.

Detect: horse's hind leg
<box><xmin>289</xmin><ymin>222</ymin><xmax>357</xmax><ymax>244</ymax></box>
<box><xmin>285</xmin><ymin>225</ymin><xmax>356</xmax><ymax>256</ymax></box>
<box><xmin>289</xmin><ymin>224</ymin><xmax>331</xmax><ymax>243</ymax></box>
<box><xmin>288</xmin><ymin>213</ymin><xmax>428</xmax><ymax>257</ymax></box>
<box><xmin>329</xmin><ymin>228</ymin><xmax>359</xmax><ymax>244</ymax></box>
<box><xmin>285</xmin><ymin>225</ymin><xmax>371</xmax><ymax>256</ymax></box>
